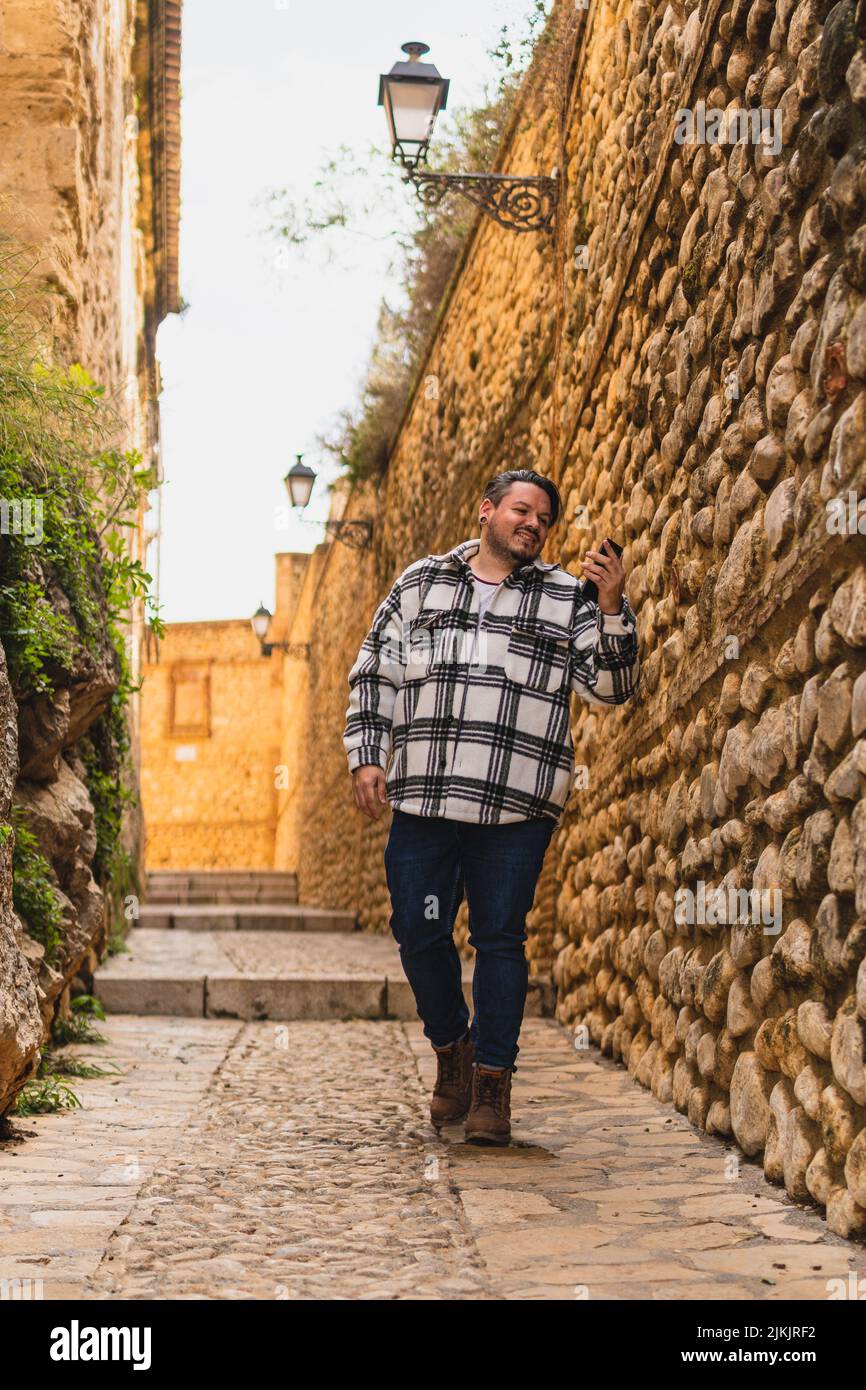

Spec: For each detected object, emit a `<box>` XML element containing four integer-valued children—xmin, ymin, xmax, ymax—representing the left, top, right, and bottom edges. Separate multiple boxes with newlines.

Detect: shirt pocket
<box><xmin>503</xmin><ymin>616</ymin><xmax>571</xmax><ymax>693</ymax></box>
<box><xmin>407</xmin><ymin>608</ymin><xmax>454</xmax><ymax>677</ymax></box>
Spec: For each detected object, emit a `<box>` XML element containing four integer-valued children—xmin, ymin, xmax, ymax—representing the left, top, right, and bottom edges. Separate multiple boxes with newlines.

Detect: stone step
<box><xmin>137</xmin><ymin>904</ymin><xmax>357</xmax><ymax>932</ymax></box>
<box><xmin>145</xmin><ymin>889</ymin><xmax>300</xmax><ymax>905</ymax></box>
<box><xmin>147</xmin><ymin>870</ymin><xmax>298</xmax><ymax>881</ymax></box>
<box><xmin>146</xmin><ymin>875</ymin><xmax>299</xmax><ymax>890</ymax></box>
<box><xmin>95</xmin><ymin>930</ymin><xmax>555</xmax><ymax>1023</ymax></box>
<box><xmin>145</xmin><ymin>870</ymin><xmax>299</xmax><ymax>906</ymax></box>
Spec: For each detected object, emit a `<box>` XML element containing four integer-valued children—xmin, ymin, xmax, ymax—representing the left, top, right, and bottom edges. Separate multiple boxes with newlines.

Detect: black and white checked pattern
<box><xmin>343</xmin><ymin>538</ymin><xmax>639</xmax><ymax>825</ymax></box>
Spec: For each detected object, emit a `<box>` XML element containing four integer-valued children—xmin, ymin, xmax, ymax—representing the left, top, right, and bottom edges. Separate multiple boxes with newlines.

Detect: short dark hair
<box><xmin>481</xmin><ymin>469</ymin><xmax>561</xmax><ymax>527</ymax></box>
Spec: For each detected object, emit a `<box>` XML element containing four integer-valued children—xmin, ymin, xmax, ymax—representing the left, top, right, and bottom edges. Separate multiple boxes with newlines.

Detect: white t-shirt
<box><xmin>474</xmin><ymin>573</ymin><xmax>500</xmax><ymax>621</ymax></box>
<box><xmin>469</xmin><ymin>573</ymin><xmax>501</xmax><ymax>667</ymax></box>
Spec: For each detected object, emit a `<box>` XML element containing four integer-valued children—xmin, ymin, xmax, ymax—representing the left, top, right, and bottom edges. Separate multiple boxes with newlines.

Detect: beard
<box><xmin>484</xmin><ymin>515</ymin><xmax>541</xmax><ymax>564</ymax></box>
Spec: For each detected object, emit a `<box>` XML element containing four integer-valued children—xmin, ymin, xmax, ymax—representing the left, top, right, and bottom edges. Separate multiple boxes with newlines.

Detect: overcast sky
<box><xmin>153</xmin><ymin>0</ymin><xmax>543</xmax><ymax>623</ymax></box>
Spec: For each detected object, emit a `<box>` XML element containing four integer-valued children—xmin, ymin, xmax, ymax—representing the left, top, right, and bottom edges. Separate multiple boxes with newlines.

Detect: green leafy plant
<box><xmin>490</xmin><ymin>0</ymin><xmax>554</xmax><ymax>90</ymax></box>
<box><xmin>0</xmin><ymin>238</ymin><xmax>164</xmax><ymax>667</ymax></box>
<box><xmin>13</xmin><ymin>1075</ymin><xmax>82</xmax><ymax>1115</ymax></box>
<box><xmin>38</xmin><ymin>1050</ymin><xmax>119</xmax><ymax>1080</ymax></box>
<box><xmin>106</xmin><ymin>918</ymin><xmax>132</xmax><ymax>957</ymax></box>
<box><xmin>51</xmin><ymin>994</ymin><xmax>107</xmax><ymax>1047</ymax></box>
<box><xmin>0</xmin><ymin>578</ymin><xmax>78</xmax><ymax>693</ymax></box>
<box><xmin>0</xmin><ymin>240</ymin><xmax>164</xmax><ymax>937</ymax></box>
<box><xmin>11</xmin><ymin>805</ymin><xmax>64</xmax><ymax>963</ymax></box>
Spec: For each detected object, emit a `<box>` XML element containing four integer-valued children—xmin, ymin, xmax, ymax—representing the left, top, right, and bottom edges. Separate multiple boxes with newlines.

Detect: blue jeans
<box><xmin>383</xmin><ymin>809</ymin><xmax>557</xmax><ymax>1071</ymax></box>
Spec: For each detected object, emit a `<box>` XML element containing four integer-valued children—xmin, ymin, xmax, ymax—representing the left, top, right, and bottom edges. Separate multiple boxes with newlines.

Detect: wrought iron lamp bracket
<box><xmin>261</xmin><ymin>640</ymin><xmax>311</xmax><ymax>659</ymax></box>
<box><xmin>322</xmin><ymin>519</ymin><xmax>374</xmax><ymax>552</ymax></box>
<box><xmin>404</xmin><ymin>168</ymin><xmax>558</xmax><ymax>233</ymax></box>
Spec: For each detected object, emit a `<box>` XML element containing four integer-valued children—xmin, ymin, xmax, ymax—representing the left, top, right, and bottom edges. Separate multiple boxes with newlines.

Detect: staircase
<box><xmin>94</xmin><ymin>869</ymin><xmax>554</xmax><ymax>1022</ymax></box>
<box><xmin>145</xmin><ymin>870</ymin><xmax>300</xmax><ymax>904</ymax></box>
<box><xmin>139</xmin><ymin>869</ymin><xmax>355</xmax><ymax>933</ymax></box>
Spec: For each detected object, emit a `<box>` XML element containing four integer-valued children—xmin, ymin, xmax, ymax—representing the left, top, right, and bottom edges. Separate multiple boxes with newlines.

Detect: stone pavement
<box><xmin>0</xmin><ymin>1013</ymin><xmax>860</xmax><ymax>1300</ymax></box>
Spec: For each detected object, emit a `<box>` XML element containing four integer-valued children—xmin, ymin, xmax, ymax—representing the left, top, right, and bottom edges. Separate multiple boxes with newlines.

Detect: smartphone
<box><xmin>581</xmin><ymin>538</ymin><xmax>623</xmax><ymax>605</ymax></box>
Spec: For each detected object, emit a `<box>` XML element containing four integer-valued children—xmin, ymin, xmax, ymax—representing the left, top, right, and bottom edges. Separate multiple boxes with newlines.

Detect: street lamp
<box><xmin>250</xmin><ymin>601</ymin><xmax>310</xmax><ymax>659</ymax></box>
<box><xmin>378</xmin><ymin>41</ymin><xmax>559</xmax><ymax>234</ymax></box>
<box><xmin>283</xmin><ymin>454</ymin><xmax>373</xmax><ymax>552</ymax></box>
<box><xmin>251</xmin><ymin>602</ymin><xmax>272</xmax><ymax>643</ymax></box>
<box><xmin>378</xmin><ymin>41</ymin><xmax>450</xmax><ymax>170</ymax></box>
<box><xmin>284</xmin><ymin>455</ymin><xmax>316</xmax><ymax>509</ymax></box>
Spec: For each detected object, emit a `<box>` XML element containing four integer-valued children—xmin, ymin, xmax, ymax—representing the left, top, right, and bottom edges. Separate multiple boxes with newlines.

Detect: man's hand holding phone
<box><xmin>582</xmin><ymin>538</ymin><xmax>626</xmax><ymax>615</ymax></box>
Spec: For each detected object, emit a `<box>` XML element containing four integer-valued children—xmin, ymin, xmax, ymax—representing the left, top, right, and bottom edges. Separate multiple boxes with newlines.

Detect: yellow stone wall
<box><xmin>273</xmin><ymin>548</ymin><xmax>332</xmax><ymax>874</ymax></box>
<box><xmin>141</xmin><ymin>620</ymin><xmax>285</xmax><ymax>869</ymax></box>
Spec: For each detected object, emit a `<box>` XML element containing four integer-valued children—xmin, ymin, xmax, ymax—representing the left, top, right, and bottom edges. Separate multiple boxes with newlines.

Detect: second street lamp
<box><xmin>284</xmin><ymin>454</ymin><xmax>316</xmax><ymax>509</ymax></box>
<box><xmin>251</xmin><ymin>603</ymin><xmax>272</xmax><ymax>643</ymax></box>
<box><xmin>284</xmin><ymin>455</ymin><xmax>373</xmax><ymax>552</ymax></box>
<box><xmin>378</xmin><ymin>41</ymin><xmax>559</xmax><ymax>234</ymax></box>
<box><xmin>251</xmin><ymin>601</ymin><xmax>310</xmax><ymax>659</ymax></box>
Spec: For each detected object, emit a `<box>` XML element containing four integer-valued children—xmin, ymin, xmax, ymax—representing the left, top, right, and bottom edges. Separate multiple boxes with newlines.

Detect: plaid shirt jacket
<box><xmin>343</xmin><ymin>537</ymin><xmax>639</xmax><ymax>825</ymax></box>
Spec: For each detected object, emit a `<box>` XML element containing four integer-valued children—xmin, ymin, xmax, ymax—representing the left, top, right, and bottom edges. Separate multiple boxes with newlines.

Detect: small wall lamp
<box><xmin>251</xmin><ymin>603</ymin><xmax>310</xmax><ymax>659</ymax></box>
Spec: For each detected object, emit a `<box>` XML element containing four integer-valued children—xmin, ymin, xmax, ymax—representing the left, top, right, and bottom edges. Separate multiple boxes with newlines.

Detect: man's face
<box><xmin>481</xmin><ymin>483</ymin><xmax>553</xmax><ymax>563</ymax></box>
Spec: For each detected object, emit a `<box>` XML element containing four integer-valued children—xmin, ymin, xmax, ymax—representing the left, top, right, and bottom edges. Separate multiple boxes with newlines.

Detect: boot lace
<box><xmin>435</xmin><ymin>1041</ymin><xmax>462</xmax><ymax>1088</ymax></box>
<box><xmin>474</xmin><ymin>1067</ymin><xmax>508</xmax><ymax>1114</ymax></box>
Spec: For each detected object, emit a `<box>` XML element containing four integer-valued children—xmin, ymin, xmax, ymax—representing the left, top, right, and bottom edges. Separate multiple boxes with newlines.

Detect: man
<box><xmin>343</xmin><ymin>469</ymin><xmax>639</xmax><ymax>1144</ymax></box>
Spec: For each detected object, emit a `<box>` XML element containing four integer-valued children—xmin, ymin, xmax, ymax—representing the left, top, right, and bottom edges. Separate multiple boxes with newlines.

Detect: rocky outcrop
<box><xmin>0</xmin><ymin>0</ymin><xmax>182</xmax><ymax>1110</ymax></box>
<box><xmin>0</xmin><ymin>691</ymin><xmax>118</xmax><ymax>1111</ymax></box>
<box><xmin>0</xmin><ymin>554</ymin><xmax>120</xmax><ymax>1111</ymax></box>
<box><xmin>14</xmin><ymin>753</ymin><xmax>108</xmax><ymax>1004</ymax></box>
<box><xmin>0</xmin><ymin>645</ymin><xmax>44</xmax><ymax>1110</ymax></box>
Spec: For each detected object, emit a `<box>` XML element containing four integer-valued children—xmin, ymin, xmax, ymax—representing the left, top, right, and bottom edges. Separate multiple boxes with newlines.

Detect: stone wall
<box><xmin>273</xmin><ymin>549</ymin><xmax>331</xmax><ymax>875</ymax></box>
<box><xmin>0</xmin><ymin>0</ymin><xmax>180</xmax><ymax>1112</ymax></box>
<box><xmin>140</xmin><ymin>620</ymin><xmax>284</xmax><ymax>869</ymax></box>
<box><xmin>283</xmin><ymin>0</ymin><xmax>866</xmax><ymax>1235</ymax></box>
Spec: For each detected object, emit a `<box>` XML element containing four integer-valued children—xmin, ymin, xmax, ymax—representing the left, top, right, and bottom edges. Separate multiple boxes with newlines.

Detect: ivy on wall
<box><xmin>0</xmin><ymin>241</ymin><xmax>164</xmax><ymax>920</ymax></box>
<box><xmin>9</xmin><ymin>806</ymin><xmax>63</xmax><ymax>962</ymax></box>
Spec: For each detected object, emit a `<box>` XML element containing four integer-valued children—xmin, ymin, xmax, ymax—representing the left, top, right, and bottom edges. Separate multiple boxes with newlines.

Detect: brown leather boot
<box><xmin>465</xmin><ymin>1064</ymin><xmax>513</xmax><ymax>1146</ymax></box>
<box><xmin>430</xmin><ymin>1030</ymin><xmax>474</xmax><ymax>1127</ymax></box>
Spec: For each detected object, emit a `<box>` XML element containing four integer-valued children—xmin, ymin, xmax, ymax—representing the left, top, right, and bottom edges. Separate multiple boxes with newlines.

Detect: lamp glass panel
<box><xmin>386</xmin><ymin>79</ymin><xmax>440</xmax><ymax>147</ymax></box>
<box><xmin>287</xmin><ymin>473</ymin><xmax>314</xmax><ymax>508</ymax></box>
